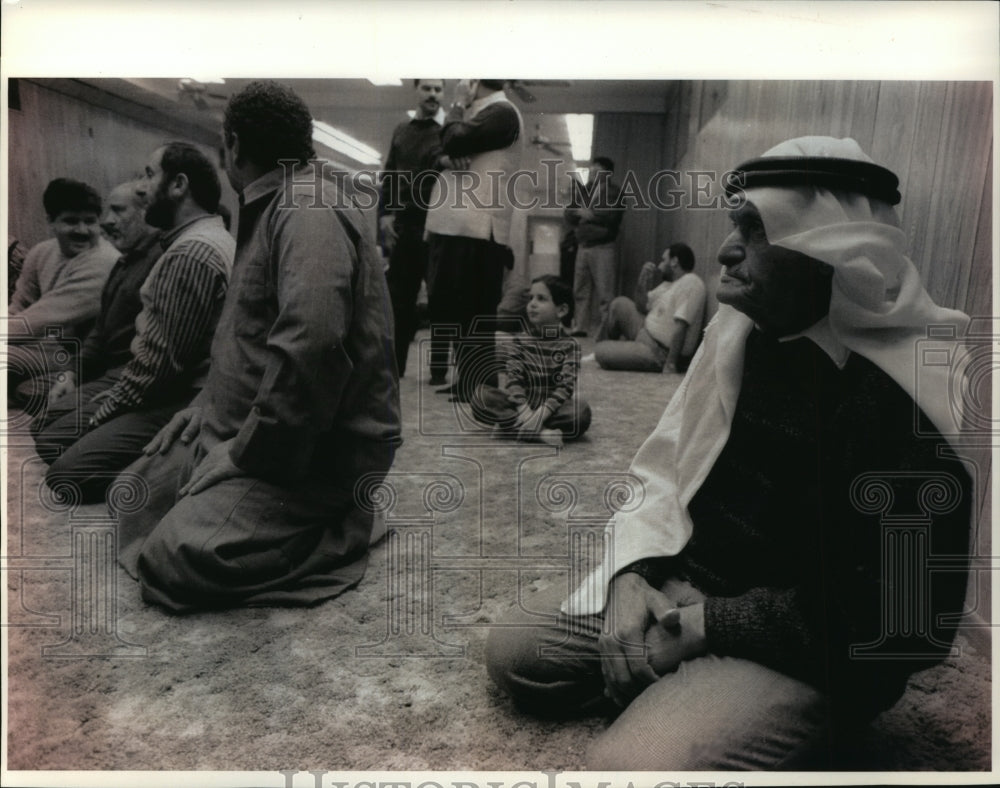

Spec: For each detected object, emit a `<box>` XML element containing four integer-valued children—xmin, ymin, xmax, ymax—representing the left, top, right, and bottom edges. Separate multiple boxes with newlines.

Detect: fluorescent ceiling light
<box><xmin>312</xmin><ymin>121</ymin><xmax>382</xmax><ymax>166</ymax></box>
<box><xmin>368</xmin><ymin>78</ymin><xmax>403</xmax><ymax>86</ymax></box>
<box><xmin>564</xmin><ymin>113</ymin><xmax>594</xmax><ymax>163</ymax></box>
<box><xmin>182</xmin><ymin>77</ymin><xmax>225</xmax><ymax>85</ymax></box>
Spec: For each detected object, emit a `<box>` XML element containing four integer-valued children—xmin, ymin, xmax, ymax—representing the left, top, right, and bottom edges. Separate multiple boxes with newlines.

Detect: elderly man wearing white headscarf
<box><xmin>485</xmin><ymin>137</ymin><xmax>974</xmax><ymax>770</ymax></box>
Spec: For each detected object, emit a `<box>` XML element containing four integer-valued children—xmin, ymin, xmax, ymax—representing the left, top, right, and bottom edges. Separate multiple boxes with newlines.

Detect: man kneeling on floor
<box><xmin>485</xmin><ymin>137</ymin><xmax>973</xmax><ymax>769</ymax></box>
<box><xmin>116</xmin><ymin>81</ymin><xmax>401</xmax><ymax>612</ymax></box>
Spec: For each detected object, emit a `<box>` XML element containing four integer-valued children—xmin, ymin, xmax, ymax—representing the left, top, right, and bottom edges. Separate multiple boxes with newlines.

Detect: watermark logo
<box><xmin>914</xmin><ymin>319</ymin><xmax>997</xmax><ymax>441</ymax></box>
<box><xmin>276</xmin><ymin>771</ymin><xmax>744</xmax><ymax>788</ymax></box>
<box><xmin>351</xmin><ymin>468</ymin><xmax>643</xmax><ymax>659</ymax></box>
<box><xmin>2</xmin><ymin>321</ymin><xmax>83</xmax><ymax>440</ymax></box>
<box><xmin>416</xmin><ymin>317</ymin><xmax>587</xmax><ymax>440</ymax></box>
<box><xmin>275</xmin><ymin>159</ymin><xmax>745</xmax><ymax>214</ymax></box>
<box><xmin>2</xmin><ymin>470</ymin><xmax>149</xmax><ymax>657</ymax></box>
<box><xmin>847</xmin><ymin>470</ymin><xmax>968</xmax><ymax>661</ymax></box>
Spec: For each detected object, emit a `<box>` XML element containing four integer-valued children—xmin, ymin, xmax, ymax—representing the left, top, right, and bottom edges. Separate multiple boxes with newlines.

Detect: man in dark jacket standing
<box><xmin>380</xmin><ymin>79</ymin><xmax>447</xmax><ymax>379</ymax></box>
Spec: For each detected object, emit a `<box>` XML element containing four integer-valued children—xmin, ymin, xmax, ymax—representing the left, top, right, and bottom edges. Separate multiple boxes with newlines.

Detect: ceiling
<box><xmin>70</xmin><ymin>77</ymin><xmax>679</xmax><ymax>170</ymax></box>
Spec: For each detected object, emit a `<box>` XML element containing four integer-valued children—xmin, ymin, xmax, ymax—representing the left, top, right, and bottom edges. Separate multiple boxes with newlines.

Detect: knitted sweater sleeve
<box><xmin>9</xmin><ymin>243</ymin><xmax>116</xmax><ymax>339</ymax></box>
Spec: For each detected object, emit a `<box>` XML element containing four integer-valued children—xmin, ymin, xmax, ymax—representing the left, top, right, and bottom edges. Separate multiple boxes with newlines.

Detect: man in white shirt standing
<box><xmin>595</xmin><ymin>242</ymin><xmax>705</xmax><ymax>373</ymax></box>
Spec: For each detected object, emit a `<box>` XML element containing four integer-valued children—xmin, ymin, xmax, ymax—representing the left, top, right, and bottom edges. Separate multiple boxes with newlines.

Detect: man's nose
<box><xmin>717</xmin><ymin>232</ymin><xmax>745</xmax><ymax>267</ymax></box>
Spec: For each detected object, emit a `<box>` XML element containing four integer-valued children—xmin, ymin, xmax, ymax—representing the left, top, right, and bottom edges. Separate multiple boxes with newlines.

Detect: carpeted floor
<box><xmin>3</xmin><ymin>331</ymin><xmax>992</xmax><ymax>777</ymax></box>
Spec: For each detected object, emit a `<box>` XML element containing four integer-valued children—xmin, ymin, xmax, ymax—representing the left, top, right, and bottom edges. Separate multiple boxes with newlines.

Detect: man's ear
<box><xmin>227</xmin><ymin>131</ymin><xmax>241</xmax><ymax>165</ymax></box>
<box><xmin>170</xmin><ymin>172</ymin><xmax>189</xmax><ymax>199</ymax></box>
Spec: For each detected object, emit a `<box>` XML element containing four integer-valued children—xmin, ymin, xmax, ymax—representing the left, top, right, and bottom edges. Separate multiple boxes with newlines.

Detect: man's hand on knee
<box><xmin>144</xmin><ymin>406</ymin><xmax>202</xmax><ymax>455</ymax></box>
<box><xmin>598</xmin><ymin>572</ymin><xmax>674</xmax><ymax>707</ymax></box>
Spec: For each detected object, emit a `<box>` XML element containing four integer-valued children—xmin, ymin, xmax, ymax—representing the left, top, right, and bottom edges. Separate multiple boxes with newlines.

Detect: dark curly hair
<box><xmin>223</xmin><ymin>80</ymin><xmax>316</xmax><ymax>169</ymax></box>
<box><xmin>667</xmin><ymin>242</ymin><xmax>695</xmax><ymax>271</ymax></box>
<box><xmin>159</xmin><ymin>142</ymin><xmax>222</xmax><ymax>213</ymax></box>
<box><xmin>42</xmin><ymin>178</ymin><xmax>102</xmax><ymax>219</ymax></box>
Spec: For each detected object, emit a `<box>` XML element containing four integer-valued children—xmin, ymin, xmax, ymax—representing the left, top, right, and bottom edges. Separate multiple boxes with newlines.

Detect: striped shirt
<box><xmin>503</xmin><ymin>326</ymin><xmax>580</xmax><ymax>413</ymax></box>
<box><xmin>92</xmin><ymin>215</ymin><xmax>234</xmax><ymax>422</ymax></box>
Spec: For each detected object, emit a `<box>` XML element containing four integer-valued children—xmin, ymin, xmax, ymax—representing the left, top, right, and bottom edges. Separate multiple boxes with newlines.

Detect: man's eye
<box><xmin>735</xmin><ymin>219</ymin><xmax>766</xmax><ymax>241</ymax></box>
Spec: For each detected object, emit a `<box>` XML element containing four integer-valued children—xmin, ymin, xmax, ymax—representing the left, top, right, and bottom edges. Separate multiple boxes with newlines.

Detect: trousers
<box><xmin>485</xmin><ymin>584</ymin><xmax>834</xmax><ymax>770</ymax></box>
<box><xmin>594</xmin><ymin>296</ymin><xmax>667</xmax><ymax>372</ymax></box>
<box><xmin>32</xmin><ymin>371</ymin><xmax>190</xmax><ymax>503</ymax></box>
<box><xmin>426</xmin><ymin>233</ymin><xmax>508</xmax><ymax>398</ymax></box>
<box><xmin>115</xmin><ymin>426</ymin><xmax>391</xmax><ymax>612</ymax></box>
<box><xmin>384</xmin><ymin>222</ymin><xmax>429</xmax><ymax>377</ymax></box>
<box><xmin>573</xmin><ymin>242</ymin><xmax>617</xmax><ymax>334</ymax></box>
<box><xmin>7</xmin><ymin>341</ymin><xmax>74</xmax><ymax>415</ymax></box>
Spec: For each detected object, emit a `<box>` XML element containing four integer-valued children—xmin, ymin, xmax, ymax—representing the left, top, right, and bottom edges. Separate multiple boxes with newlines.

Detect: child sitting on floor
<box><xmin>472</xmin><ymin>275</ymin><xmax>592</xmax><ymax>446</ymax></box>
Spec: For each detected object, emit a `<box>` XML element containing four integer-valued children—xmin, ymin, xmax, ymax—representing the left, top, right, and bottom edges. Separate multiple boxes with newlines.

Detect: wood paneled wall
<box><xmin>597</xmin><ymin>81</ymin><xmax>992</xmax><ymax>321</ymax></box>
<box><xmin>7</xmin><ymin>79</ymin><xmax>236</xmax><ymax>250</ymax></box>
<box><xmin>591</xmin><ymin>111</ymin><xmax>673</xmax><ymax>299</ymax></box>
<box><xmin>657</xmin><ymin>81</ymin><xmax>993</xmax><ymax>321</ymax></box>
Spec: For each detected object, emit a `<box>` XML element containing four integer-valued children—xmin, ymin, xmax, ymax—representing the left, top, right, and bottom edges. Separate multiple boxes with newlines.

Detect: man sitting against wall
<box><xmin>486</xmin><ymin>136</ymin><xmax>973</xmax><ymax>770</ymax></box>
<box><xmin>33</xmin><ymin>146</ymin><xmax>234</xmax><ymax>503</ymax></box>
<box><xmin>7</xmin><ymin>178</ymin><xmax>120</xmax><ymax>412</ymax></box>
<box><xmin>594</xmin><ymin>242</ymin><xmax>705</xmax><ymax>373</ymax></box>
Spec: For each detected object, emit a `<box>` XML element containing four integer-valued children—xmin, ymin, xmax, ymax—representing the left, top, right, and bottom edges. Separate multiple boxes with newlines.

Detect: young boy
<box><xmin>472</xmin><ymin>275</ymin><xmax>592</xmax><ymax>446</ymax></box>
